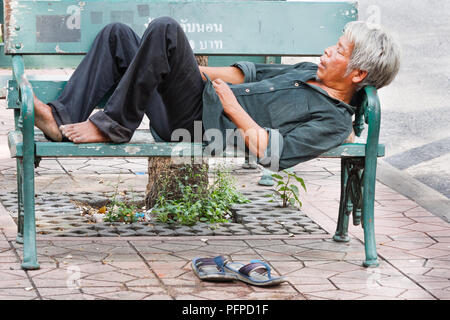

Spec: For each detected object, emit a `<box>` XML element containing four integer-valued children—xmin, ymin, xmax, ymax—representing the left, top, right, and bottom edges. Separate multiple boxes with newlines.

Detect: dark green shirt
<box><xmin>201</xmin><ymin>61</ymin><xmax>354</xmax><ymax>171</ymax></box>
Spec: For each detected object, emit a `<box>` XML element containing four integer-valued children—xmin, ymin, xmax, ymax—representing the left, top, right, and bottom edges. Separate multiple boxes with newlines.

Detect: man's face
<box><xmin>316</xmin><ymin>35</ymin><xmax>355</xmax><ymax>86</ymax></box>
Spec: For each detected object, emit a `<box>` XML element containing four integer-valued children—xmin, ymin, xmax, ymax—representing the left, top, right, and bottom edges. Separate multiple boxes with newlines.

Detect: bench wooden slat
<box><xmin>8</xmin><ymin>130</ymin><xmax>385</xmax><ymax>158</ymax></box>
<box><xmin>4</xmin><ymin>0</ymin><xmax>357</xmax><ymax>56</ymax></box>
<box><xmin>8</xmin><ymin>130</ymin><xmax>206</xmax><ymax>157</ymax></box>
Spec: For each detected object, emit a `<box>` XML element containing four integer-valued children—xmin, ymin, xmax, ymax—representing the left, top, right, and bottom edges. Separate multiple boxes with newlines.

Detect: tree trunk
<box><xmin>145</xmin><ymin>157</ymin><xmax>209</xmax><ymax>209</ymax></box>
<box><xmin>145</xmin><ymin>55</ymin><xmax>209</xmax><ymax>209</ymax></box>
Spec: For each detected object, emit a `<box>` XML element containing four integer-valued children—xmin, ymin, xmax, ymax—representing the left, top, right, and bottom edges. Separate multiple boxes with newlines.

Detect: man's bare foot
<box><xmin>34</xmin><ymin>96</ymin><xmax>62</xmax><ymax>142</ymax></box>
<box><xmin>60</xmin><ymin>120</ymin><xmax>111</xmax><ymax>143</ymax></box>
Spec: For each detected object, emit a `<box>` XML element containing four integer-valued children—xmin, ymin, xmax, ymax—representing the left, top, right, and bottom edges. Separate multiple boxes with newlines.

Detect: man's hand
<box><xmin>212</xmin><ymin>78</ymin><xmax>240</xmax><ymax>115</ymax></box>
<box><xmin>211</xmin><ymin>78</ymin><xmax>269</xmax><ymax>159</ymax></box>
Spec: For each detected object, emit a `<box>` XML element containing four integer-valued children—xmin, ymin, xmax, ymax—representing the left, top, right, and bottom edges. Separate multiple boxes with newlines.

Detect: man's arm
<box><xmin>212</xmin><ymin>79</ymin><xmax>268</xmax><ymax>158</ymax></box>
<box><xmin>199</xmin><ymin>66</ymin><xmax>245</xmax><ymax>84</ymax></box>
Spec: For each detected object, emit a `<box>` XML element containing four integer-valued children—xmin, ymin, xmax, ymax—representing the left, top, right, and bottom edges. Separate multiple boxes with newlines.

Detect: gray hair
<box><xmin>344</xmin><ymin>21</ymin><xmax>401</xmax><ymax>90</ymax></box>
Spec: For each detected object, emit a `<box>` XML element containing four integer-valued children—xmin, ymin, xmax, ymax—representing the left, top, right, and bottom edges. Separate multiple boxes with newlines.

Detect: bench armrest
<box><xmin>363</xmin><ymin>86</ymin><xmax>381</xmax><ymax>159</ymax></box>
<box><xmin>12</xmin><ymin>55</ymin><xmax>35</xmax><ymax>160</ymax></box>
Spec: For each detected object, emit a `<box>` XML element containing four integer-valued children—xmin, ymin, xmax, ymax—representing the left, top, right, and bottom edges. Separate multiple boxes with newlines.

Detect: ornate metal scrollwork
<box><xmin>343</xmin><ymin>158</ymin><xmax>364</xmax><ymax>227</ymax></box>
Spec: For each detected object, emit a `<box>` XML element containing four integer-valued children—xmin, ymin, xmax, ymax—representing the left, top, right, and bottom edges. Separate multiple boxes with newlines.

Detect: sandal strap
<box><xmin>239</xmin><ymin>260</ymin><xmax>272</xmax><ymax>278</ymax></box>
<box><xmin>195</xmin><ymin>256</ymin><xmax>227</xmax><ymax>271</ymax></box>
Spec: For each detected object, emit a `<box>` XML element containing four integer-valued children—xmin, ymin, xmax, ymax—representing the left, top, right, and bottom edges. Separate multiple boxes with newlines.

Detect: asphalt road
<box><xmin>356</xmin><ymin>0</ymin><xmax>450</xmax><ymax>198</ymax></box>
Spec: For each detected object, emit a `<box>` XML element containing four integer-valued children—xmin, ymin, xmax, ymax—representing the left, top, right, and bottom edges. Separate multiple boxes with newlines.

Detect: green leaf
<box><xmin>294</xmin><ymin>176</ymin><xmax>307</xmax><ymax>191</ymax></box>
<box><xmin>289</xmin><ymin>184</ymin><xmax>299</xmax><ymax>197</ymax></box>
<box><xmin>271</xmin><ymin>173</ymin><xmax>283</xmax><ymax>180</ymax></box>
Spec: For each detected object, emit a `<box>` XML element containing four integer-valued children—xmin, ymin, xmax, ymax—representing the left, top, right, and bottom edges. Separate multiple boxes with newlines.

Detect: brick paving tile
<box><xmin>300</xmin><ymin>239</ymin><xmax>363</xmax><ymax>252</ymax></box>
<box><xmin>243</xmin><ymin>292</ymin><xmax>306</xmax><ymax>300</ymax></box>
<box><xmin>146</xmin><ymin>242</ymin><xmax>203</xmax><ymax>253</ymax></box>
<box><xmin>174</xmin><ymin>294</ymin><xmax>205</xmax><ymax>300</ymax></box>
<box><xmin>410</xmin><ymin>217</ymin><xmax>450</xmax><ymax>225</ymax></box>
<box><xmin>190</xmin><ymin>244</ymin><xmax>249</xmax><ymax>256</ymax></box>
<box><xmin>228</xmin><ymin>251</ymin><xmax>264</xmax><ymax>262</ymax></box>
<box><xmin>433</xmin><ymin>237</ymin><xmax>450</xmax><ymax>244</ymax></box>
<box><xmin>405</xmin><ymin>273</ymin><xmax>450</xmax><ymax>283</ymax></box>
<box><xmin>142</xmin><ymin>294</ymin><xmax>173</xmax><ymax>300</ymax></box>
<box><xmin>287</xmin><ymin>266</ymin><xmax>338</xmax><ymax>279</ymax></box>
<box><xmin>43</xmin><ymin>293</ymin><xmax>98</xmax><ymax>300</ymax></box>
<box><xmin>162</xmin><ymin>278</ymin><xmax>199</xmax><ymax>287</ymax></box>
<box><xmin>125</xmin><ymin>277</ymin><xmax>162</xmax><ymax>287</ymax></box>
<box><xmin>38</xmin><ymin>287</ymin><xmax>83</xmax><ymax>297</ymax></box>
<box><xmin>126</xmin><ymin>286</ymin><xmax>167</xmax><ymax>295</ymax></box>
<box><xmin>140</xmin><ymin>253</ymin><xmax>186</xmax><ymax>262</ymax></box>
<box><xmin>307</xmin><ymin>261</ymin><xmax>366</xmax><ymax>273</ymax></box>
<box><xmin>377</xmin><ymin>247</ymin><xmax>428</xmax><ymax>260</ymax></box>
<box><xmin>60</xmin><ymin>262</ymin><xmax>117</xmax><ymax>274</ymax></box>
<box><xmin>254</xmin><ymin>249</ymin><xmax>303</xmax><ymax>261</ymax></box>
<box><xmin>0</xmin><ymin>253</ymin><xmax>19</xmax><ymax>263</ymax></box>
<box><xmin>116</xmin><ymin>268</ymin><xmax>155</xmax><ymax>278</ymax></box>
<box><xmin>428</xmin><ymin>243</ymin><xmax>450</xmax><ymax>250</ymax></box>
<box><xmin>293</xmin><ymin>283</ymin><xmax>336</xmax><ymax>294</ymax></box>
<box><xmin>294</xmin><ymin>249</ymin><xmax>346</xmax><ymax>261</ymax></box>
<box><xmin>357</xmin><ymin>286</ymin><xmax>408</xmax><ymax>298</ymax></box>
<box><xmin>304</xmin><ymin>290</ymin><xmax>364</xmax><ymax>300</ymax></box>
<box><xmin>420</xmin><ymin>279</ymin><xmax>450</xmax><ymax>290</ymax></box>
<box><xmin>379</xmin><ymin>241</ymin><xmax>435</xmax><ymax>251</ymax></box>
<box><xmin>425</xmin><ymin>259</ymin><xmax>450</xmax><ymax>268</ymax></box>
<box><xmin>424</xmin><ymin>268</ymin><xmax>450</xmax><ymax>278</ymax></box>
<box><xmin>372</xmin><ymin>226</ymin><xmax>415</xmax><ymax>236</ymax></box>
<box><xmin>356</xmin><ymin>295</ymin><xmax>403</xmax><ymax>300</ymax></box>
<box><xmin>388</xmin><ymin>231</ymin><xmax>436</xmax><ymax>241</ymax></box>
<box><xmin>286</xmin><ymin>274</ymin><xmax>332</xmax><ymax>285</ymax></box>
<box><xmin>388</xmin><ymin>272</ymin><xmax>429</xmax><ymax>285</ymax></box>
<box><xmin>403</xmin><ymin>223</ymin><xmax>450</xmax><ymax>233</ymax></box>
<box><xmin>428</xmin><ymin>290</ymin><xmax>450</xmax><ymax>300</ymax></box>
<box><xmin>269</xmin><ymin>261</ymin><xmax>304</xmax><ymax>275</ymax></box>
<box><xmin>128</xmin><ymin>241</ymin><xmax>166</xmax><ymax>252</ymax></box>
<box><xmin>329</xmin><ymin>270</ymin><xmax>393</xmax><ymax>284</ymax></box>
<box><xmin>0</xmin><ymin>288</ymin><xmax>39</xmax><ymax>300</ymax></box>
<box><xmin>409</xmin><ymin>248</ymin><xmax>450</xmax><ymax>259</ymax></box>
<box><xmin>93</xmin><ymin>290</ymin><xmax>150</xmax><ymax>300</ymax></box>
<box><xmin>427</xmin><ymin>230</ymin><xmax>450</xmax><ymax>237</ymax></box>
<box><xmin>374</xmin><ymin>218</ymin><xmax>416</xmax><ymax>228</ymax></box>
<box><xmin>0</xmin><ymin>278</ymin><xmax>33</xmax><ymax>288</ymax></box>
<box><xmin>149</xmin><ymin>261</ymin><xmax>190</xmax><ymax>278</ymax></box>
<box><xmin>388</xmin><ymin>259</ymin><xmax>427</xmax><ymax>268</ymax></box>
<box><xmin>84</xmin><ymin>271</ymin><xmax>137</xmax><ymax>283</ymax></box>
<box><xmin>397</xmin><ymin>289</ymin><xmax>436</xmax><ymax>300</ymax></box>
<box><xmin>103</xmin><ymin>261</ymin><xmax>149</xmax><ymax>269</ymax></box>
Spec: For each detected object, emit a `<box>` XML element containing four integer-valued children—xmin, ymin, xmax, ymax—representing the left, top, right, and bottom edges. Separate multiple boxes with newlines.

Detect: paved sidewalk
<box><xmin>1</xmin><ymin>98</ymin><xmax>450</xmax><ymax>300</ymax></box>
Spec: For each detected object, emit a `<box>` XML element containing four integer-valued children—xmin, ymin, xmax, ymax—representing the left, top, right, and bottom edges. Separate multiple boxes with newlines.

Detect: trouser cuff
<box><xmin>89</xmin><ymin>110</ymin><xmax>133</xmax><ymax>143</ymax></box>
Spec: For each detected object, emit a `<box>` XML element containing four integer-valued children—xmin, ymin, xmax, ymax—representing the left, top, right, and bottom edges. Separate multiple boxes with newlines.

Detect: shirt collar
<box><xmin>299</xmin><ymin>65</ymin><xmax>356</xmax><ymax>115</ymax></box>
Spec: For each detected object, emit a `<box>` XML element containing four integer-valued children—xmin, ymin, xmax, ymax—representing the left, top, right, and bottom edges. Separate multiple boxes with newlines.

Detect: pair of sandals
<box><xmin>192</xmin><ymin>256</ymin><xmax>286</xmax><ymax>287</ymax></box>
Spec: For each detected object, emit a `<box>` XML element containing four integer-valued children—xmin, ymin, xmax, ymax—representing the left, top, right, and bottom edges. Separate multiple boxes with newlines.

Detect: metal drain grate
<box><xmin>0</xmin><ymin>190</ymin><xmax>327</xmax><ymax>237</ymax></box>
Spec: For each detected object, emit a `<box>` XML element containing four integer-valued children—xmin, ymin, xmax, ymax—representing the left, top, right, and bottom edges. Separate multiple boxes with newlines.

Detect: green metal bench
<box><xmin>3</xmin><ymin>0</ymin><xmax>383</xmax><ymax>270</ymax></box>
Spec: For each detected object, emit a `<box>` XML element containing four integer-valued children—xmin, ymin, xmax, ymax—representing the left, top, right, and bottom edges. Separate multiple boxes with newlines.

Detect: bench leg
<box><xmin>16</xmin><ymin>158</ymin><xmax>24</xmax><ymax>244</ymax></box>
<box><xmin>362</xmin><ymin>165</ymin><xmax>379</xmax><ymax>268</ymax></box>
<box><xmin>21</xmin><ymin>153</ymin><xmax>39</xmax><ymax>270</ymax></box>
<box><xmin>333</xmin><ymin>158</ymin><xmax>350</xmax><ymax>242</ymax></box>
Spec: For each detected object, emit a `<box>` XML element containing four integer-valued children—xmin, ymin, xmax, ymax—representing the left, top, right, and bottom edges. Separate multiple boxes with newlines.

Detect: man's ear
<box><xmin>352</xmin><ymin>69</ymin><xmax>368</xmax><ymax>85</ymax></box>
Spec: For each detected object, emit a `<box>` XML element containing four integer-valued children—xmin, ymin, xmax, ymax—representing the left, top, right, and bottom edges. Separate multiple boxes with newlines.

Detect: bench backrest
<box><xmin>3</xmin><ymin>0</ymin><xmax>357</xmax><ymax>56</ymax></box>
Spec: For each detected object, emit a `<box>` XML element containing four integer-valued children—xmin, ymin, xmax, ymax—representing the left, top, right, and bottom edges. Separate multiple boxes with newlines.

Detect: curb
<box><xmin>377</xmin><ymin>159</ymin><xmax>450</xmax><ymax>223</ymax></box>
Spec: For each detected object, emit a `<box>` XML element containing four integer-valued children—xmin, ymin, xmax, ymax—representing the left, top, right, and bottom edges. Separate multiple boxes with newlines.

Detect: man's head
<box><xmin>317</xmin><ymin>21</ymin><xmax>401</xmax><ymax>91</ymax></box>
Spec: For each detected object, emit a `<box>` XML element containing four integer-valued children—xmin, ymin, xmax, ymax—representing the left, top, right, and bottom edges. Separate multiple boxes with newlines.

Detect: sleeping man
<box><xmin>33</xmin><ymin>17</ymin><xmax>400</xmax><ymax>171</ymax></box>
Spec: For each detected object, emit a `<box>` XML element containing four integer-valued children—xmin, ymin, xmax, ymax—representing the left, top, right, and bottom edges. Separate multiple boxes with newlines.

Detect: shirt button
<box><xmin>245</xmin><ymin>89</ymin><xmax>250</xmax><ymax>93</ymax></box>
<box><xmin>294</xmin><ymin>83</ymin><xmax>299</xmax><ymax>87</ymax></box>
<box><xmin>270</xmin><ymin>87</ymin><xmax>274</xmax><ymax>91</ymax></box>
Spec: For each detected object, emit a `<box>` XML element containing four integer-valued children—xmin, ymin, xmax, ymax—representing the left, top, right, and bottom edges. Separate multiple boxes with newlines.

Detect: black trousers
<box><xmin>49</xmin><ymin>17</ymin><xmax>205</xmax><ymax>142</ymax></box>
